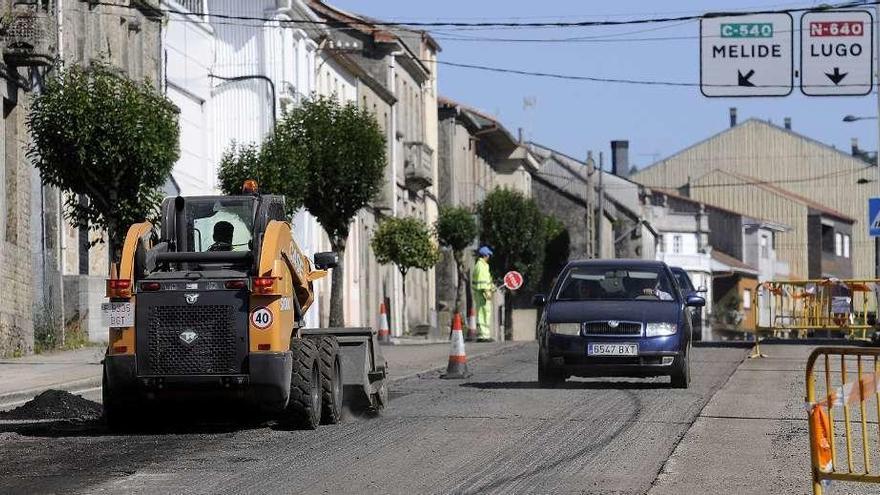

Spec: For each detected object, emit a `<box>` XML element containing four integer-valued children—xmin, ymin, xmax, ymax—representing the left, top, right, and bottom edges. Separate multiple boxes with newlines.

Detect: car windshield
<box><xmin>672</xmin><ymin>269</ymin><xmax>694</xmax><ymax>295</ymax></box>
<box><xmin>185</xmin><ymin>198</ymin><xmax>255</xmax><ymax>253</ymax></box>
<box><xmin>555</xmin><ymin>265</ymin><xmax>678</xmax><ymax>302</ymax></box>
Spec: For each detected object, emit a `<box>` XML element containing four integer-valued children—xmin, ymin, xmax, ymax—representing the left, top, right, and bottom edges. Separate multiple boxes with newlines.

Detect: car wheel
<box><xmin>538</xmin><ymin>347</ymin><xmax>565</xmax><ymax>388</ymax></box>
<box><xmin>670</xmin><ymin>349</ymin><xmax>690</xmax><ymax>389</ymax></box>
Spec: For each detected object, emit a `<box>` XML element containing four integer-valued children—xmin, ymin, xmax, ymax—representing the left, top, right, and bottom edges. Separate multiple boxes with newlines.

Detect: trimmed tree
<box><xmin>26</xmin><ymin>64</ymin><xmax>180</xmax><ymax>261</ymax></box>
<box><xmin>477</xmin><ymin>188</ymin><xmax>547</xmax><ymax>335</ymax></box>
<box><xmin>219</xmin><ymin>95</ymin><xmax>386</xmax><ymax>327</ymax></box>
<box><xmin>218</xmin><ymin>142</ymin><xmax>300</xmax><ymax>211</ymax></box>
<box><xmin>372</xmin><ymin>217</ymin><xmax>440</xmax><ymax>335</ymax></box>
<box><xmin>435</xmin><ymin>206</ymin><xmax>478</xmax><ymax>315</ymax></box>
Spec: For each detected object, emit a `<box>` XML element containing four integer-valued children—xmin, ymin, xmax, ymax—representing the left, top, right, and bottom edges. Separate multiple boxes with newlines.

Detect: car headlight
<box><xmin>549</xmin><ymin>323</ymin><xmax>581</xmax><ymax>335</ymax></box>
<box><xmin>645</xmin><ymin>322</ymin><xmax>677</xmax><ymax>337</ymax></box>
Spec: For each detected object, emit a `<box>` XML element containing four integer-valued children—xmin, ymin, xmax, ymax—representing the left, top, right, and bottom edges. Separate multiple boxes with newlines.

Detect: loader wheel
<box><xmin>283</xmin><ymin>338</ymin><xmax>322</xmax><ymax>430</ymax></box>
<box><xmin>102</xmin><ymin>369</ymin><xmax>137</xmax><ymax>432</ymax></box>
<box><xmin>307</xmin><ymin>335</ymin><xmax>343</xmax><ymax>425</ymax></box>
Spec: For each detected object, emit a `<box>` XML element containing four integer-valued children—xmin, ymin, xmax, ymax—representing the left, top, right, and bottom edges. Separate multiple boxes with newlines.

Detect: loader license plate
<box><xmin>102</xmin><ymin>302</ymin><xmax>134</xmax><ymax>328</ymax></box>
<box><xmin>587</xmin><ymin>343</ymin><xmax>638</xmax><ymax>356</ymax></box>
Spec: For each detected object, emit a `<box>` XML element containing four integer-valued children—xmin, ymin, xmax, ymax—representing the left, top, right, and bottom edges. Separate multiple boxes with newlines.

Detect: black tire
<box><xmin>307</xmin><ymin>335</ymin><xmax>343</xmax><ymax>425</ymax></box>
<box><xmin>102</xmin><ymin>368</ymin><xmax>137</xmax><ymax>432</ymax></box>
<box><xmin>538</xmin><ymin>347</ymin><xmax>565</xmax><ymax>388</ymax></box>
<box><xmin>670</xmin><ymin>349</ymin><xmax>691</xmax><ymax>389</ymax></box>
<box><xmin>283</xmin><ymin>338</ymin><xmax>322</xmax><ymax>429</ymax></box>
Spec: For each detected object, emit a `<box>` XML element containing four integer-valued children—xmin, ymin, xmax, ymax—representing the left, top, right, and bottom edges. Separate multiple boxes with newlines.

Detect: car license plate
<box><xmin>587</xmin><ymin>343</ymin><xmax>638</xmax><ymax>356</ymax></box>
<box><xmin>101</xmin><ymin>302</ymin><xmax>134</xmax><ymax>328</ymax></box>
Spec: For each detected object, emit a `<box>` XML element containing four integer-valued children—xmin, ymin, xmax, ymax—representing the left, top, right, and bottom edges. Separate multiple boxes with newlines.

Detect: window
<box><xmin>555</xmin><ymin>265</ymin><xmax>677</xmax><ymax>302</ymax></box>
<box><xmin>743</xmin><ymin>289</ymin><xmax>752</xmax><ymax>310</ymax></box>
<box><xmin>760</xmin><ymin>235</ymin><xmax>769</xmax><ymax>259</ymax></box>
<box><xmin>835</xmin><ymin>232</ymin><xmax>843</xmax><ymax>257</ymax></box>
<box><xmin>672</xmin><ymin>235</ymin><xmax>683</xmax><ymax>254</ymax></box>
<box><xmin>843</xmin><ymin>234</ymin><xmax>851</xmax><ymax>258</ymax></box>
<box><xmin>822</xmin><ymin>224</ymin><xmax>835</xmax><ymax>253</ymax></box>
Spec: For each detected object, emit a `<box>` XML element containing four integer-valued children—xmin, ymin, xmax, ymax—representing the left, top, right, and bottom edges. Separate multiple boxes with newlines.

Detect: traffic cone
<box><xmin>466</xmin><ymin>306</ymin><xmax>477</xmax><ymax>341</ymax></box>
<box><xmin>441</xmin><ymin>313</ymin><xmax>471</xmax><ymax>379</ymax></box>
<box><xmin>377</xmin><ymin>302</ymin><xmax>391</xmax><ymax>343</ymax></box>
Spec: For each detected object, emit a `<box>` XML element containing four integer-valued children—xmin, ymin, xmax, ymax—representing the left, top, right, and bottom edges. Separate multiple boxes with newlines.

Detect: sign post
<box><xmin>800</xmin><ymin>10</ymin><xmax>873</xmax><ymax>96</ymax></box>
<box><xmin>700</xmin><ymin>13</ymin><xmax>794</xmax><ymax>97</ymax></box>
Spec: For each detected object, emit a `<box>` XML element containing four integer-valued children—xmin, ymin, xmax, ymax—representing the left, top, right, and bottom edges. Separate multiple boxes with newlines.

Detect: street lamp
<box><xmin>842</xmin><ymin>114</ymin><xmax>878</xmax><ymax>122</ymax></box>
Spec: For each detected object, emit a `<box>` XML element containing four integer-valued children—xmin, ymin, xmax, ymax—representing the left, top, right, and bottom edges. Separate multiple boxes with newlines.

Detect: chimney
<box><xmin>611</xmin><ymin>140</ymin><xmax>629</xmax><ymax>178</ymax></box>
<box><xmin>729</xmin><ymin>107</ymin><xmax>737</xmax><ymax>127</ymax></box>
<box><xmin>517</xmin><ymin>127</ymin><xmax>524</xmax><ymax>143</ymax></box>
<box><xmin>784</xmin><ymin>117</ymin><xmax>791</xmax><ymax>130</ymax></box>
<box><xmin>852</xmin><ymin>137</ymin><xmax>860</xmax><ymax>156</ymax></box>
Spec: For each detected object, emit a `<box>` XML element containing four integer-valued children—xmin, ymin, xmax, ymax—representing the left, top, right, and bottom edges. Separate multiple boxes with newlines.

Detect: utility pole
<box><xmin>876</xmin><ymin>3</ymin><xmax>880</xmax><ymax>278</ymax></box>
<box><xmin>597</xmin><ymin>152</ymin><xmax>605</xmax><ymax>259</ymax></box>
<box><xmin>585</xmin><ymin>150</ymin><xmax>596</xmax><ymax>259</ymax></box>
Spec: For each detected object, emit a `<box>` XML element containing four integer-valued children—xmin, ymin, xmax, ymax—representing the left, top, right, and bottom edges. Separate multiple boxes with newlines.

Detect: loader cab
<box><xmin>155</xmin><ymin>193</ymin><xmax>286</xmax><ymax>274</ymax></box>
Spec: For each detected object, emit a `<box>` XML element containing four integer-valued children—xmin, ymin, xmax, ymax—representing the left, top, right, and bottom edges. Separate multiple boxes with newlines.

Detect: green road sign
<box><xmin>721</xmin><ymin>23</ymin><xmax>774</xmax><ymax>38</ymax></box>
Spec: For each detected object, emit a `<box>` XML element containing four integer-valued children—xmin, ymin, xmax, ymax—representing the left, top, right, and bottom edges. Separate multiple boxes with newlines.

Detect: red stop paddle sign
<box><xmin>503</xmin><ymin>271</ymin><xmax>524</xmax><ymax>291</ymax></box>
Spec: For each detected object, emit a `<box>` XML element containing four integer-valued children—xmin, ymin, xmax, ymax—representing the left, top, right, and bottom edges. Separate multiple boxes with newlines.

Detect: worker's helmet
<box><xmin>478</xmin><ymin>246</ymin><xmax>493</xmax><ymax>257</ymax></box>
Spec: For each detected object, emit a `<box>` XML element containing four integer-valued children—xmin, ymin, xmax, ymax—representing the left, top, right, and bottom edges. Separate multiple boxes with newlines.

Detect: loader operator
<box><xmin>208</xmin><ymin>221</ymin><xmax>234</xmax><ymax>252</ymax></box>
<box><xmin>471</xmin><ymin>246</ymin><xmax>494</xmax><ymax>342</ymax></box>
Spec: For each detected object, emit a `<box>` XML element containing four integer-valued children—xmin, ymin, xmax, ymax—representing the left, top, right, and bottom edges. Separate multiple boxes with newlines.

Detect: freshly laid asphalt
<box><xmin>0</xmin><ymin>343</ymin><xmax>761</xmax><ymax>495</ymax></box>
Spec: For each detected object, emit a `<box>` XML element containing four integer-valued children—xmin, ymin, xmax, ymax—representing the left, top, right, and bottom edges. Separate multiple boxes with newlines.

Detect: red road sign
<box><xmin>503</xmin><ymin>271</ymin><xmax>524</xmax><ymax>291</ymax></box>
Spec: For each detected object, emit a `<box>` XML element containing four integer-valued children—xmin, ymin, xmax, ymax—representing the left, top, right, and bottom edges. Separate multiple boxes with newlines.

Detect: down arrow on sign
<box><xmin>825</xmin><ymin>67</ymin><xmax>847</xmax><ymax>85</ymax></box>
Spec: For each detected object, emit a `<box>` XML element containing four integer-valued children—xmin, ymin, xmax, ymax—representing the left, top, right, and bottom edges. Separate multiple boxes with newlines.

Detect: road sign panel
<box><xmin>701</xmin><ymin>13</ymin><xmax>794</xmax><ymax>97</ymax></box>
<box><xmin>801</xmin><ymin>10</ymin><xmax>873</xmax><ymax>96</ymax></box>
<box><xmin>869</xmin><ymin>198</ymin><xmax>880</xmax><ymax>237</ymax></box>
<box><xmin>503</xmin><ymin>271</ymin><xmax>524</xmax><ymax>291</ymax></box>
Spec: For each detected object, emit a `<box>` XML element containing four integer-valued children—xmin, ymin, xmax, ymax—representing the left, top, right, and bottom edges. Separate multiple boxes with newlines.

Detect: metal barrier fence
<box><xmin>757</xmin><ymin>279</ymin><xmax>879</xmax><ymax>340</ymax></box>
<box><xmin>806</xmin><ymin>347</ymin><xmax>880</xmax><ymax>494</ymax></box>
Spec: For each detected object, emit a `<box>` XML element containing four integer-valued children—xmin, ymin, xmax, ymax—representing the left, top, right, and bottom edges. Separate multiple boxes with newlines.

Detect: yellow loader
<box><xmin>101</xmin><ymin>181</ymin><xmax>388</xmax><ymax>430</ymax></box>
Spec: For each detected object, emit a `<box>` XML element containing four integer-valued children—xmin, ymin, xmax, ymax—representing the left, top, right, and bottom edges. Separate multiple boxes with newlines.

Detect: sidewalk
<box><xmin>0</xmin><ymin>339</ymin><xmax>523</xmax><ymax>410</ymax></box>
<box><xmin>648</xmin><ymin>344</ymin><xmax>876</xmax><ymax>495</ymax></box>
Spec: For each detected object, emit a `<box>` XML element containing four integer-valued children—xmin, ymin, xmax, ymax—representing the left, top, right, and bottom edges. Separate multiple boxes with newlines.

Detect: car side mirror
<box><xmin>314</xmin><ymin>251</ymin><xmax>338</xmax><ymax>270</ymax></box>
<box><xmin>686</xmin><ymin>294</ymin><xmax>706</xmax><ymax>307</ymax></box>
<box><xmin>532</xmin><ymin>294</ymin><xmax>547</xmax><ymax>307</ymax></box>
<box><xmin>696</xmin><ymin>286</ymin><xmax>708</xmax><ymax>294</ymax></box>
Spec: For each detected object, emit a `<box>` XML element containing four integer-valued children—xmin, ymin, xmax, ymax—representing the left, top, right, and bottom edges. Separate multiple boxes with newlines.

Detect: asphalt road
<box><xmin>0</xmin><ymin>343</ymin><xmax>748</xmax><ymax>495</ymax></box>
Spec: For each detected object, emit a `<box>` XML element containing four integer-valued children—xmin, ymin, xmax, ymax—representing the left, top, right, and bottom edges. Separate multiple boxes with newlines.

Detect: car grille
<box><xmin>583</xmin><ymin>321</ymin><xmax>642</xmax><ymax>336</ymax></box>
<box><xmin>146</xmin><ymin>305</ymin><xmax>239</xmax><ymax>375</ymax></box>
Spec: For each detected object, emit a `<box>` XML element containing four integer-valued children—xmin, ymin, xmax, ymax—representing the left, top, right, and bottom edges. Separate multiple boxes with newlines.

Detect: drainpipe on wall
<box><xmin>388</xmin><ymin>48</ymin><xmax>405</xmax><ymax>337</ymax></box>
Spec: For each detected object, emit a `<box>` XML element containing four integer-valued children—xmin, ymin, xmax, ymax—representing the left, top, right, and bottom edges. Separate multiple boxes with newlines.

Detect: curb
<box><xmin>389</xmin><ymin>341</ymin><xmax>531</xmax><ymax>383</ymax></box>
<box><xmin>0</xmin><ymin>341</ymin><xmax>536</xmax><ymax>409</ymax></box>
<box><xmin>0</xmin><ymin>375</ymin><xmax>103</xmax><ymax>410</ymax></box>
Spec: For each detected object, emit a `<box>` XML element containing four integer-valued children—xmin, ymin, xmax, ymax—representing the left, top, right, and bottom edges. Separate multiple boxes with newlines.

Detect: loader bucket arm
<box><xmin>257</xmin><ymin>220</ymin><xmax>317</xmax><ymax>314</ymax></box>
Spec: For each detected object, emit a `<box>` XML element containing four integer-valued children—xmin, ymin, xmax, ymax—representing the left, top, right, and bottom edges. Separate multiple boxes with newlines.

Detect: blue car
<box><xmin>533</xmin><ymin>260</ymin><xmax>705</xmax><ymax>389</ymax></box>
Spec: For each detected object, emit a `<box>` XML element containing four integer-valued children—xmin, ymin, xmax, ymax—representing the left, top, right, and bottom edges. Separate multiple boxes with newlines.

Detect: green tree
<box><xmin>435</xmin><ymin>206</ymin><xmax>478</xmax><ymax>315</ymax></box>
<box><xmin>477</xmin><ymin>188</ymin><xmax>547</xmax><ymax>334</ymax></box>
<box><xmin>26</xmin><ymin>64</ymin><xmax>179</xmax><ymax>261</ymax></box>
<box><xmin>372</xmin><ymin>216</ymin><xmax>440</xmax><ymax>335</ymax></box>
<box><xmin>219</xmin><ymin>95</ymin><xmax>386</xmax><ymax>326</ymax></box>
<box><xmin>541</xmin><ymin>215</ymin><xmax>570</xmax><ymax>292</ymax></box>
<box><xmin>217</xmin><ymin>142</ymin><xmax>301</xmax><ymax>211</ymax></box>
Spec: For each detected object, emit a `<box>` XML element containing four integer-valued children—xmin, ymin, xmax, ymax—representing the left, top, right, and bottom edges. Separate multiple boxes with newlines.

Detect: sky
<box><xmin>329</xmin><ymin>0</ymin><xmax>880</xmax><ymax>172</ymax></box>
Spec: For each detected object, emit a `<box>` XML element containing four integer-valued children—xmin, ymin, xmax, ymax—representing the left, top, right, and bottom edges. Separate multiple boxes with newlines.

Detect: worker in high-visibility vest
<box><xmin>471</xmin><ymin>246</ymin><xmax>494</xmax><ymax>342</ymax></box>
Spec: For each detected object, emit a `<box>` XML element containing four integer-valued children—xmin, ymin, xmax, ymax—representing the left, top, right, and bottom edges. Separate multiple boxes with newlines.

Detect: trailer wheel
<box><xmin>283</xmin><ymin>338</ymin><xmax>322</xmax><ymax>429</ymax></box>
<box><xmin>308</xmin><ymin>335</ymin><xmax>343</xmax><ymax>425</ymax></box>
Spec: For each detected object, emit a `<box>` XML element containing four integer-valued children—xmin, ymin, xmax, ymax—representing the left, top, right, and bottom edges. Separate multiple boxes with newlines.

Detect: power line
<box><xmin>94</xmin><ymin>0</ymin><xmax>877</xmax><ymax>29</ymax></box>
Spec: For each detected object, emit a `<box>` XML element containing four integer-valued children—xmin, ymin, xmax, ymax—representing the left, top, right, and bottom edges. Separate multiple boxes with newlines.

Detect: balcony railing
<box><xmin>403</xmin><ymin>141</ymin><xmax>433</xmax><ymax>191</ymax></box>
<box><xmin>1</xmin><ymin>1</ymin><xmax>57</xmax><ymax>67</ymax></box>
